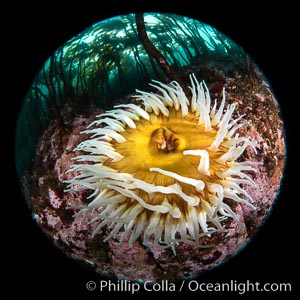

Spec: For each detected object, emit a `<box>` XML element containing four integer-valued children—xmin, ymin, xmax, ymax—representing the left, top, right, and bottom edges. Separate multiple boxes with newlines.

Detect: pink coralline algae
<box><xmin>27</xmin><ymin>75</ymin><xmax>285</xmax><ymax>282</ymax></box>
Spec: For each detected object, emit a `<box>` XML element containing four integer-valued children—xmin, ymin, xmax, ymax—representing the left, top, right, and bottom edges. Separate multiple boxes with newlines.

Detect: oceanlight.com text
<box><xmin>86</xmin><ymin>279</ymin><xmax>292</xmax><ymax>294</ymax></box>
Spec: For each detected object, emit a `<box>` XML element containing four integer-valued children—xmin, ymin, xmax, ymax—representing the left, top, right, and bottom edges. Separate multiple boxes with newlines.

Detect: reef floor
<box><xmin>23</xmin><ymin>62</ymin><xmax>285</xmax><ymax>281</ymax></box>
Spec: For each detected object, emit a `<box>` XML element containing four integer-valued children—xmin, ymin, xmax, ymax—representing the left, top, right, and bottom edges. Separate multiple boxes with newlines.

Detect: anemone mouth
<box><xmin>65</xmin><ymin>74</ymin><xmax>257</xmax><ymax>251</ymax></box>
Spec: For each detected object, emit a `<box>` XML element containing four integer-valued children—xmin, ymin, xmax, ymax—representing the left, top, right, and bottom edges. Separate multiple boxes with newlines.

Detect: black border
<box><xmin>9</xmin><ymin>1</ymin><xmax>296</xmax><ymax>297</ymax></box>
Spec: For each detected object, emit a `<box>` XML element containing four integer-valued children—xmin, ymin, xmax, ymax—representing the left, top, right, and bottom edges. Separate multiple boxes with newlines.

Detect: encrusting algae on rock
<box><xmin>65</xmin><ymin>74</ymin><xmax>258</xmax><ymax>252</ymax></box>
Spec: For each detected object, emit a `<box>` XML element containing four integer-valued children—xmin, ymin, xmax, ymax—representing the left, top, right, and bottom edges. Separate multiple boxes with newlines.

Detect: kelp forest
<box><xmin>16</xmin><ymin>13</ymin><xmax>247</xmax><ymax>179</ymax></box>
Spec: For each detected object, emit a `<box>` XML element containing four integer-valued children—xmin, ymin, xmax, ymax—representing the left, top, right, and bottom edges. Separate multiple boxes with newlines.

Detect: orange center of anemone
<box><xmin>109</xmin><ymin>109</ymin><xmax>226</xmax><ymax>208</ymax></box>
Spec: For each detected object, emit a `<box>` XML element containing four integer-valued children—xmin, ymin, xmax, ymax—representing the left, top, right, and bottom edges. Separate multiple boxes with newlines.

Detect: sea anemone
<box><xmin>65</xmin><ymin>74</ymin><xmax>257</xmax><ymax>250</ymax></box>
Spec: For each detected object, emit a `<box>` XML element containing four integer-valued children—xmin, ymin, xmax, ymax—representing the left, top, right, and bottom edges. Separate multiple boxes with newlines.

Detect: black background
<box><xmin>8</xmin><ymin>0</ymin><xmax>297</xmax><ymax>297</ymax></box>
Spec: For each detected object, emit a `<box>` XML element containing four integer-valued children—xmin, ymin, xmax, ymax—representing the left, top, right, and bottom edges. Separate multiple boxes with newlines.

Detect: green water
<box><xmin>15</xmin><ymin>12</ymin><xmax>245</xmax><ymax>189</ymax></box>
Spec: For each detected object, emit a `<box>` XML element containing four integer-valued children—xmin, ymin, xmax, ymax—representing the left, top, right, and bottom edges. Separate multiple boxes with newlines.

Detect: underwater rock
<box><xmin>27</xmin><ymin>70</ymin><xmax>283</xmax><ymax>281</ymax></box>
